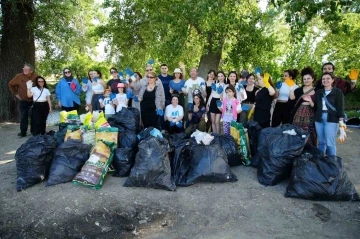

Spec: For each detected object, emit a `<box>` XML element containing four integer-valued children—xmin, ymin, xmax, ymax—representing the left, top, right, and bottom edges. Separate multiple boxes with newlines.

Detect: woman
<box><xmin>312</xmin><ymin>73</ymin><xmax>345</xmax><ymax>156</ymax></box>
<box><xmin>165</xmin><ymin>94</ymin><xmax>184</xmax><ymax>134</ymax></box>
<box><xmin>272</xmin><ymin>69</ymin><xmax>299</xmax><ymax>127</ymax></box>
<box><xmin>289</xmin><ymin>67</ymin><xmax>317</xmax><ymax>146</ymax></box>
<box><xmin>207</xmin><ymin>71</ymin><xmax>227</xmax><ymax>134</ymax></box>
<box><xmin>204</xmin><ymin>70</ymin><xmax>216</xmax><ymax>131</ymax></box>
<box><xmin>239</xmin><ymin>73</ymin><xmax>259</xmax><ymax>124</ymax></box>
<box><xmin>26</xmin><ymin>76</ymin><xmax>52</xmax><ymax>135</ymax></box>
<box><xmin>82</xmin><ymin>70</ymin><xmax>94</xmax><ymax>112</ymax></box>
<box><xmin>138</xmin><ymin>71</ymin><xmax>165</xmax><ymax>129</ymax></box>
<box><xmin>56</xmin><ymin>68</ymin><xmax>81</xmax><ymax>111</ymax></box>
<box><xmin>91</xmin><ymin>70</ymin><xmax>106</xmax><ymax>111</ymax></box>
<box><xmin>185</xmin><ymin>90</ymin><xmax>207</xmax><ymax>135</ymax></box>
<box><xmin>107</xmin><ymin>67</ymin><xmax>122</xmax><ymax>94</ymax></box>
<box><xmin>253</xmin><ymin>73</ymin><xmax>276</xmax><ymax>128</ymax></box>
<box><xmin>224</xmin><ymin>71</ymin><xmax>247</xmax><ymax>102</ymax></box>
<box><xmin>169</xmin><ymin>68</ymin><xmax>186</xmax><ymax>109</ymax></box>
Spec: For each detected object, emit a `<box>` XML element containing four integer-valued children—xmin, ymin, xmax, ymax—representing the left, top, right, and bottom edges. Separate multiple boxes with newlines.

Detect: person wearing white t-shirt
<box><xmin>99</xmin><ymin>89</ymin><xmax>115</xmax><ymax>119</ymax></box>
<box><xmin>26</xmin><ymin>76</ymin><xmax>52</xmax><ymax>136</ymax></box>
<box><xmin>113</xmin><ymin>83</ymin><xmax>128</xmax><ymax>112</ymax></box>
<box><xmin>272</xmin><ymin>69</ymin><xmax>299</xmax><ymax>127</ymax></box>
<box><xmin>165</xmin><ymin>94</ymin><xmax>184</xmax><ymax>134</ymax></box>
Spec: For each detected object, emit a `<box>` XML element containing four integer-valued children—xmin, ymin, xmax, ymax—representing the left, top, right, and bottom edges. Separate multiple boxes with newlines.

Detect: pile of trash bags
<box><xmin>14</xmin><ymin>112</ymin><xmax>359</xmax><ymax>201</ymax></box>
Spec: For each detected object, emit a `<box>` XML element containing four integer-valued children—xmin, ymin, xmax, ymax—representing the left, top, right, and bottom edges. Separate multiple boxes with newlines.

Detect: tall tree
<box><xmin>0</xmin><ymin>0</ymin><xmax>35</xmax><ymax>121</ymax></box>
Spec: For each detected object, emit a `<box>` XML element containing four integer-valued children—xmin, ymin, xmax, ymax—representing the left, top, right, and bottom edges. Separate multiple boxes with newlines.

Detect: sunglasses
<box><xmin>111</xmin><ymin>71</ymin><xmax>117</xmax><ymax>73</ymax></box>
<box><xmin>147</xmin><ymin>76</ymin><xmax>156</xmax><ymax>79</ymax></box>
<box><xmin>64</xmin><ymin>71</ymin><xmax>71</xmax><ymax>74</ymax></box>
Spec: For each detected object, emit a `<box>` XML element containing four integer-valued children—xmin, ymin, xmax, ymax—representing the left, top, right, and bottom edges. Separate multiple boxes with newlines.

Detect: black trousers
<box><xmin>61</xmin><ymin>101</ymin><xmax>79</xmax><ymax>112</ymax></box>
<box><xmin>31</xmin><ymin>102</ymin><xmax>50</xmax><ymax>135</ymax></box>
<box><xmin>19</xmin><ymin>100</ymin><xmax>33</xmax><ymax>134</ymax></box>
<box><xmin>271</xmin><ymin>102</ymin><xmax>291</xmax><ymax>127</ymax></box>
<box><xmin>141</xmin><ymin>108</ymin><xmax>159</xmax><ymax>129</ymax></box>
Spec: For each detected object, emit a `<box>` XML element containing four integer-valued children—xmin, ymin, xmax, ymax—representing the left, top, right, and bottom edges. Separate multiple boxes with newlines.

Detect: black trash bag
<box><xmin>285</xmin><ymin>144</ymin><xmax>360</xmax><ymax>201</ymax></box>
<box><xmin>108</xmin><ymin>107</ymin><xmax>138</xmax><ymax>133</ymax></box>
<box><xmin>257</xmin><ymin>124</ymin><xmax>309</xmax><ymax>186</ymax></box>
<box><xmin>137</xmin><ymin>127</ymin><xmax>155</xmax><ymax>142</ymax></box>
<box><xmin>118</xmin><ymin>131</ymin><xmax>138</xmax><ymax>149</ymax></box>
<box><xmin>108</xmin><ymin>118</ymin><xmax>127</xmax><ymax>134</ymax></box>
<box><xmin>15</xmin><ymin>135</ymin><xmax>57</xmax><ymax>191</ymax></box>
<box><xmin>346</xmin><ymin>117</ymin><xmax>360</xmax><ymax>127</ymax></box>
<box><xmin>251</xmin><ymin>127</ymin><xmax>273</xmax><ymax>168</ymax></box>
<box><xmin>124</xmin><ymin>137</ymin><xmax>176</xmax><ymax>191</ymax></box>
<box><xmin>246</xmin><ymin>121</ymin><xmax>262</xmax><ymax>157</ymax></box>
<box><xmin>173</xmin><ymin>141</ymin><xmax>238</xmax><ymax>186</ymax></box>
<box><xmin>54</xmin><ymin>127</ymin><xmax>67</xmax><ymax>147</ymax></box>
<box><xmin>46</xmin><ymin>140</ymin><xmax>92</xmax><ymax>186</ymax></box>
<box><xmin>167</xmin><ymin>132</ymin><xmax>187</xmax><ymax>148</ymax></box>
<box><xmin>127</xmin><ymin>107</ymin><xmax>141</xmax><ymax>132</ymax></box>
<box><xmin>112</xmin><ymin>148</ymin><xmax>135</xmax><ymax>177</ymax></box>
<box><xmin>210</xmin><ymin>133</ymin><xmax>241</xmax><ymax>166</ymax></box>
<box><xmin>46</xmin><ymin>130</ymin><xmax>56</xmax><ymax>136</ymax></box>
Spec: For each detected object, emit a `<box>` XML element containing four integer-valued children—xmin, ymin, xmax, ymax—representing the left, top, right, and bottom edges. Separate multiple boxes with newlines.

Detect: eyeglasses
<box><xmin>64</xmin><ymin>71</ymin><xmax>71</xmax><ymax>74</ymax></box>
<box><xmin>110</xmin><ymin>71</ymin><xmax>117</xmax><ymax>73</ymax></box>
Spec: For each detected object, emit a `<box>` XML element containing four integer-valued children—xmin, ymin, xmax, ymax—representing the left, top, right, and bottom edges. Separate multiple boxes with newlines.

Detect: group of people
<box><xmin>8</xmin><ymin>61</ymin><xmax>358</xmax><ymax>157</ymax></box>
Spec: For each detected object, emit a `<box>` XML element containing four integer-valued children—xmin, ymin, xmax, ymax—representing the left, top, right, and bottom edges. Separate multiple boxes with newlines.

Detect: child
<box><xmin>113</xmin><ymin>83</ymin><xmax>128</xmax><ymax>112</ymax></box>
<box><xmin>99</xmin><ymin>88</ymin><xmax>115</xmax><ymax>119</ymax></box>
<box><xmin>218</xmin><ymin>85</ymin><xmax>242</xmax><ymax>135</ymax></box>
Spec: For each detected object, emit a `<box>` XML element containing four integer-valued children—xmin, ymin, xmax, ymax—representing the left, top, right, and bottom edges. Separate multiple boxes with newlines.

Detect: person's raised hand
<box><xmin>263</xmin><ymin>73</ymin><xmax>271</xmax><ymax>88</ymax></box>
<box><xmin>349</xmin><ymin>69</ymin><xmax>359</xmax><ymax>82</ymax></box>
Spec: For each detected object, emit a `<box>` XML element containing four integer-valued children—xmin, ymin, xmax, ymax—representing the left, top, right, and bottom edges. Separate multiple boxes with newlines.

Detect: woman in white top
<box><xmin>165</xmin><ymin>94</ymin><xmax>184</xmax><ymax>134</ymax></box>
<box><xmin>272</xmin><ymin>69</ymin><xmax>299</xmax><ymax>127</ymax></box>
<box><xmin>207</xmin><ymin>71</ymin><xmax>227</xmax><ymax>134</ymax></box>
<box><xmin>91</xmin><ymin>70</ymin><xmax>106</xmax><ymax>112</ymax></box>
<box><xmin>82</xmin><ymin>70</ymin><xmax>94</xmax><ymax>112</ymax></box>
<box><xmin>26</xmin><ymin>76</ymin><xmax>52</xmax><ymax>136</ymax></box>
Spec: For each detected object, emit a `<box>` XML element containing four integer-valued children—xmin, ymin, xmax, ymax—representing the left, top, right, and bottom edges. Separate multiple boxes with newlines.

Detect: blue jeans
<box><xmin>315</xmin><ymin>113</ymin><xmax>339</xmax><ymax>156</ymax></box>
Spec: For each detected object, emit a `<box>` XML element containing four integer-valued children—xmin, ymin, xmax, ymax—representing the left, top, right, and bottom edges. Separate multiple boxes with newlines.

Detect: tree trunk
<box><xmin>197</xmin><ymin>48</ymin><xmax>222</xmax><ymax>79</ymax></box>
<box><xmin>0</xmin><ymin>0</ymin><xmax>35</xmax><ymax>122</ymax></box>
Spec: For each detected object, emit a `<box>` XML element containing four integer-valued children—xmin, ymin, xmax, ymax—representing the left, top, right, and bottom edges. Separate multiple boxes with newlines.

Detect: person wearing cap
<box><xmin>8</xmin><ymin>63</ymin><xmax>39</xmax><ymax>137</ymax></box>
<box><xmin>138</xmin><ymin>71</ymin><xmax>166</xmax><ymax>129</ymax></box>
<box><xmin>55</xmin><ymin>68</ymin><xmax>81</xmax><ymax>112</ymax></box>
<box><xmin>113</xmin><ymin>83</ymin><xmax>128</xmax><ymax>112</ymax></box>
<box><xmin>185</xmin><ymin>90</ymin><xmax>207</xmax><ymax>135</ymax></box>
<box><xmin>165</xmin><ymin>94</ymin><xmax>184</xmax><ymax>134</ymax></box>
<box><xmin>169</xmin><ymin>68</ymin><xmax>186</xmax><ymax>108</ymax></box>
<box><xmin>99</xmin><ymin>88</ymin><xmax>115</xmax><ymax>119</ymax></box>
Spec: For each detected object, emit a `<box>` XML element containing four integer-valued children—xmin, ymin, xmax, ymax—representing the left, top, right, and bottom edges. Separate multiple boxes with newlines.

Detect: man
<box><xmin>182</xmin><ymin>67</ymin><xmax>206</xmax><ymax>106</ymax></box>
<box><xmin>8</xmin><ymin>63</ymin><xmax>38</xmax><ymax>137</ymax></box>
<box><xmin>158</xmin><ymin>64</ymin><xmax>173</xmax><ymax>106</ymax></box>
<box><xmin>315</xmin><ymin>62</ymin><xmax>357</xmax><ymax>95</ymax></box>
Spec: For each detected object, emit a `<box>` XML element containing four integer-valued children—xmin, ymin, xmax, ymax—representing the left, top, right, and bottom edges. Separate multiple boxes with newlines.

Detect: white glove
<box><xmin>126</xmin><ymin>75</ymin><xmax>130</xmax><ymax>81</ymax></box>
<box><xmin>236</xmin><ymin>104</ymin><xmax>242</xmax><ymax>111</ymax></box>
<box><xmin>26</xmin><ymin>80</ymin><xmax>33</xmax><ymax>89</ymax></box>
<box><xmin>339</xmin><ymin>120</ymin><xmax>347</xmax><ymax>130</ymax></box>
<box><xmin>98</xmin><ymin>98</ymin><xmax>103</xmax><ymax>104</ymax></box>
<box><xmin>338</xmin><ymin>127</ymin><xmax>346</xmax><ymax>143</ymax></box>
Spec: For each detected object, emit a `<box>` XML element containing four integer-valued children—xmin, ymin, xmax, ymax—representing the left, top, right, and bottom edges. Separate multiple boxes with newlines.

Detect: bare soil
<box><xmin>0</xmin><ymin>123</ymin><xmax>359</xmax><ymax>239</ymax></box>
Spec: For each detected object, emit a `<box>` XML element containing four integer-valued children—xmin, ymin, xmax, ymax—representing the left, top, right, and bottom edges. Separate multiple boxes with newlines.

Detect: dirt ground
<box><xmin>0</xmin><ymin>123</ymin><xmax>359</xmax><ymax>239</ymax></box>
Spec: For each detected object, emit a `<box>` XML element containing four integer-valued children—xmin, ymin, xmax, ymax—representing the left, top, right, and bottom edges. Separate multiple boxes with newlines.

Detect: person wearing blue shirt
<box><xmin>55</xmin><ymin>68</ymin><xmax>81</xmax><ymax>111</ymax></box>
<box><xmin>158</xmin><ymin>63</ymin><xmax>173</xmax><ymax>131</ymax></box>
<box><xmin>169</xmin><ymin>68</ymin><xmax>185</xmax><ymax>109</ymax></box>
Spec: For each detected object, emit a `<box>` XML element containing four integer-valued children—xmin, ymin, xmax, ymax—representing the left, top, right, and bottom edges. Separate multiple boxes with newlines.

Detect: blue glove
<box><xmin>93</xmin><ymin>77</ymin><xmax>99</xmax><ymax>82</ymax></box>
<box><xmin>125</xmin><ymin>68</ymin><xmax>134</xmax><ymax>76</ymax></box>
<box><xmin>133</xmin><ymin>96</ymin><xmax>139</xmax><ymax>102</ymax></box>
<box><xmin>255</xmin><ymin>67</ymin><xmax>261</xmax><ymax>75</ymax></box>
<box><xmin>236</xmin><ymin>84</ymin><xmax>244</xmax><ymax>91</ymax></box>
<box><xmin>150</xmin><ymin>128</ymin><xmax>163</xmax><ymax>138</ymax></box>
<box><xmin>118</xmin><ymin>72</ymin><xmax>124</xmax><ymax>79</ymax></box>
<box><xmin>126</xmin><ymin>91</ymin><xmax>134</xmax><ymax>99</ymax></box>
<box><xmin>176</xmin><ymin>121</ymin><xmax>183</xmax><ymax>128</ymax></box>
<box><xmin>188</xmin><ymin>103</ymin><xmax>194</xmax><ymax>111</ymax></box>
<box><xmin>275</xmin><ymin>81</ymin><xmax>282</xmax><ymax>89</ymax></box>
<box><xmin>216</xmin><ymin>100</ymin><xmax>222</xmax><ymax>108</ymax></box>
<box><xmin>200</xmin><ymin>82</ymin><xmax>205</xmax><ymax>87</ymax></box>
<box><xmin>82</xmin><ymin>77</ymin><xmax>88</xmax><ymax>84</ymax></box>
<box><xmin>156</xmin><ymin>109</ymin><xmax>164</xmax><ymax>116</ymax></box>
<box><xmin>170</xmin><ymin>121</ymin><xmax>175</xmax><ymax>126</ymax></box>
<box><xmin>217</xmin><ymin>85</ymin><xmax>223</xmax><ymax>94</ymax></box>
<box><xmin>110</xmin><ymin>93</ymin><xmax>116</xmax><ymax>101</ymax></box>
<box><xmin>211</xmin><ymin>83</ymin><xmax>216</xmax><ymax>91</ymax></box>
<box><xmin>242</xmin><ymin>104</ymin><xmax>250</xmax><ymax>111</ymax></box>
<box><xmin>147</xmin><ymin>59</ymin><xmax>155</xmax><ymax>65</ymax></box>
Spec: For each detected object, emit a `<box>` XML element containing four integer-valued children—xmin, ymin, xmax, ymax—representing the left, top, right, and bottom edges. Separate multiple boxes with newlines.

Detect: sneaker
<box><xmin>17</xmin><ymin>132</ymin><xmax>26</xmax><ymax>137</ymax></box>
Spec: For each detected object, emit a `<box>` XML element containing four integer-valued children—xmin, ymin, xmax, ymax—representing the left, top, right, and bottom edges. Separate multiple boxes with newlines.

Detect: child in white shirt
<box><xmin>99</xmin><ymin>89</ymin><xmax>115</xmax><ymax>119</ymax></box>
<box><xmin>113</xmin><ymin>83</ymin><xmax>128</xmax><ymax>112</ymax></box>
